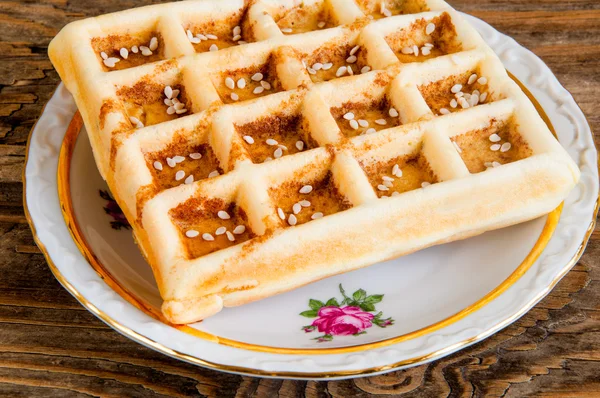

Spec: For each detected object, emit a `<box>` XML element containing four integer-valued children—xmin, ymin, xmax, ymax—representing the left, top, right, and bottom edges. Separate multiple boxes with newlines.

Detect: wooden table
<box><xmin>1</xmin><ymin>0</ymin><xmax>598</xmax><ymax>396</ymax></box>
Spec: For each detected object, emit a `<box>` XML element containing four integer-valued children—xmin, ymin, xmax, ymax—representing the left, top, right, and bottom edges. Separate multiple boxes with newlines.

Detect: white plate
<box><xmin>25</xmin><ymin>15</ymin><xmax>598</xmax><ymax>379</ymax></box>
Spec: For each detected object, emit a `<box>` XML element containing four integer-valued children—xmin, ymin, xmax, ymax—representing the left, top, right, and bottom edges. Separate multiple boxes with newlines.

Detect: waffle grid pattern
<box><xmin>49</xmin><ymin>0</ymin><xmax>579</xmax><ymax>323</ymax></box>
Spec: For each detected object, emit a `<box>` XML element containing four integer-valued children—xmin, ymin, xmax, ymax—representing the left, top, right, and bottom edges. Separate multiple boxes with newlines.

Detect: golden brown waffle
<box><xmin>49</xmin><ymin>0</ymin><xmax>580</xmax><ymax>324</ymax></box>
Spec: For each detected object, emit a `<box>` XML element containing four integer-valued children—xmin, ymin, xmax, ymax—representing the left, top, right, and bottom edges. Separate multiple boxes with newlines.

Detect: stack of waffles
<box><xmin>49</xmin><ymin>0</ymin><xmax>580</xmax><ymax>324</ymax></box>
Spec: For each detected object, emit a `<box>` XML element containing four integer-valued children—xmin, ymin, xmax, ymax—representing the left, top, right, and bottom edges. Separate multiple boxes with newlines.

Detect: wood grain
<box><xmin>1</xmin><ymin>0</ymin><xmax>598</xmax><ymax>396</ymax></box>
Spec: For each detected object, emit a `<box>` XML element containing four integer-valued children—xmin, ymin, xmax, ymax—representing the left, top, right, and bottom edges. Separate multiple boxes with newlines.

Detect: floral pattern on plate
<box><xmin>301</xmin><ymin>284</ymin><xmax>394</xmax><ymax>342</ymax></box>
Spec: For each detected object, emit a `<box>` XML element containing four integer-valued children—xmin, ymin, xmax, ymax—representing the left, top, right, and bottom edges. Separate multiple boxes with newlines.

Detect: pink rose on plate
<box><xmin>312</xmin><ymin>306</ymin><xmax>374</xmax><ymax>336</ymax></box>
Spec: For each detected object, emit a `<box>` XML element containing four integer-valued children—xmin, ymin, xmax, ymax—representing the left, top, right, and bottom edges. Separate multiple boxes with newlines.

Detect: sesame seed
<box><xmin>421</xmin><ymin>47</ymin><xmax>431</xmax><ymax>56</ymax></box>
<box><xmin>358</xmin><ymin>119</ymin><xmax>369</xmax><ymax>127</ymax></box>
<box><xmin>186</xmin><ymin>230</ymin><xmax>199</xmax><ymax>238</ymax></box>
<box><xmin>318</xmin><ymin>21</ymin><xmax>326</xmax><ymax>28</ymax></box>
<box><xmin>383</xmin><ymin>180</ymin><xmax>393</xmax><ymax>187</ymax></box>
<box><xmin>489</xmin><ymin>133</ymin><xmax>501</xmax><ymax>142</ymax></box>
<box><xmin>459</xmin><ymin>98</ymin><xmax>470</xmax><ymax>109</ymax></box>
<box><xmin>189</xmin><ymin>152</ymin><xmax>202</xmax><ymax>159</ymax></box>
<box><xmin>426</xmin><ymin>23</ymin><xmax>436</xmax><ymax>35</ymax></box>
<box><xmin>140</xmin><ymin>46</ymin><xmax>152</xmax><ymax>56</ymax></box>
<box><xmin>307</xmin><ymin>67</ymin><xmax>317</xmax><ymax>75</ymax></box>
<box><xmin>490</xmin><ymin>144</ymin><xmax>501</xmax><ymax>151</ymax></box>
<box><xmin>277</xmin><ymin>207</ymin><xmax>285</xmax><ymax>220</ymax></box>
<box><xmin>260</xmin><ymin>80</ymin><xmax>271</xmax><ymax>90</ymax></box>
<box><xmin>343</xmin><ymin>112</ymin><xmax>355</xmax><ymax>120</ymax></box>
<box><xmin>251</xmin><ymin>73</ymin><xmax>263</xmax><ymax>81</ymax></box>
<box><xmin>477</xmin><ymin>77</ymin><xmax>488</xmax><ymax>85</ymax></box>
<box><xmin>288</xmin><ymin>214</ymin><xmax>297</xmax><ymax>226</ymax></box>
<box><xmin>225</xmin><ymin>77</ymin><xmax>235</xmax><ymax>89</ymax></box>
<box><xmin>273</xmin><ymin>147</ymin><xmax>283</xmax><ymax>158</ymax></box>
<box><xmin>208</xmin><ymin>170</ymin><xmax>220</xmax><ymax>178</ymax></box>
<box><xmin>375</xmin><ymin>119</ymin><xmax>387</xmax><ymax>125</ymax></box>
<box><xmin>153</xmin><ymin>161</ymin><xmax>163</xmax><ymax>171</ymax></box>
<box><xmin>346</xmin><ymin>55</ymin><xmax>357</xmax><ymax>63</ymax></box>
<box><xmin>392</xmin><ymin>191</ymin><xmax>400</xmax><ymax>197</ymax></box>
<box><xmin>361</xmin><ymin>66</ymin><xmax>371</xmax><ymax>74</ymax></box>
<box><xmin>365</xmin><ymin>128</ymin><xmax>377</xmax><ymax>134</ymax></box>
<box><xmin>469</xmin><ymin>94</ymin><xmax>479</xmax><ymax>107</ymax></box>
<box><xmin>243</xmin><ymin>135</ymin><xmax>254</xmax><ymax>144</ymax></box>
<box><xmin>451</xmin><ymin>84</ymin><xmax>463</xmax><ymax>94</ymax></box>
<box><xmin>401</xmin><ymin>46</ymin><xmax>413</xmax><ymax>55</ymax></box>
<box><xmin>455</xmin><ymin>92</ymin><xmax>464</xmax><ymax>98</ymax></box>
<box><xmin>322</xmin><ymin>63</ymin><xmax>333</xmax><ymax>70</ymax></box>
<box><xmin>312</xmin><ymin>62</ymin><xmax>323</xmax><ymax>70</ymax></box>
<box><xmin>336</xmin><ymin>66</ymin><xmax>347</xmax><ymax>77</ymax></box>
<box><xmin>149</xmin><ymin>37</ymin><xmax>158</xmax><ymax>51</ymax></box>
<box><xmin>347</xmin><ymin>65</ymin><xmax>354</xmax><ymax>75</ymax></box>
<box><xmin>164</xmin><ymin>98</ymin><xmax>173</xmax><ymax>106</ymax></box>
<box><xmin>493</xmin><ymin>161</ymin><xmax>502</xmax><ymax>167</ymax></box>
<box><xmin>120</xmin><ymin>48</ymin><xmax>129</xmax><ymax>59</ymax></box>
<box><xmin>299</xmin><ymin>200</ymin><xmax>311</xmax><ymax>207</ymax></box>
<box><xmin>167</xmin><ymin>106</ymin><xmax>176</xmax><ymax>115</ymax></box>
<box><xmin>293</xmin><ymin>203</ymin><xmax>302</xmax><ymax>214</ymax></box>
<box><xmin>184</xmin><ymin>175</ymin><xmax>194</xmax><ymax>184</ymax></box>
<box><xmin>166</xmin><ymin>158</ymin><xmax>176</xmax><ymax>168</ymax></box>
<box><xmin>299</xmin><ymin>185</ymin><xmax>313</xmax><ymax>194</ymax></box>
<box><xmin>190</xmin><ymin>36</ymin><xmax>201</xmax><ymax>44</ymax></box>
<box><xmin>129</xmin><ymin>116</ymin><xmax>144</xmax><ymax>128</ymax></box>
<box><xmin>424</xmin><ymin>43</ymin><xmax>434</xmax><ymax>48</ymax></box>
<box><xmin>382</xmin><ymin>175</ymin><xmax>394</xmax><ymax>182</ymax></box>
<box><xmin>281</xmin><ymin>27</ymin><xmax>293</xmax><ymax>33</ymax></box>
<box><xmin>233</xmin><ymin>225</ymin><xmax>246</xmax><ymax>234</ymax></box>
<box><xmin>237</xmin><ymin>78</ymin><xmax>246</xmax><ymax>89</ymax></box>
<box><xmin>439</xmin><ymin>108</ymin><xmax>450</xmax><ymax>115</ymax></box>
<box><xmin>421</xmin><ymin>182</ymin><xmax>431</xmax><ymax>188</ymax></box>
<box><xmin>296</xmin><ymin>141</ymin><xmax>304</xmax><ymax>151</ymax></box>
<box><xmin>350</xmin><ymin>119</ymin><xmax>359</xmax><ymax>130</ymax></box>
<box><xmin>350</xmin><ymin>45</ymin><xmax>360</xmax><ymax>56</ymax></box>
<box><xmin>174</xmin><ymin>171</ymin><xmax>185</xmax><ymax>181</ymax></box>
<box><xmin>197</xmin><ymin>33</ymin><xmax>207</xmax><ymax>41</ymax></box>
<box><xmin>378</xmin><ymin>184</ymin><xmax>389</xmax><ymax>191</ymax></box>
<box><xmin>174</xmin><ymin>102</ymin><xmax>185</xmax><ymax>111</ymax></box>
<box><xmin>311</xmin><ymin>212</ymin><xmax>324</xmax><ymax>220</ymax></box>
<box><xmin>226</xmin><ymin>231</ymin><xmax>235</xmax><ymax>242</ymax></box>
<box><xmin>382</xmin><ymin>8</ymin><xmax>392</xmax><ymax>17</ymax></box>
<box><xmin>266</xmin><ymin>138</ymin><xmax>278</xmax><ymax>146</ymax></box>
<box><xmin>392</xmin><ymin>164</ymin><xmax>402</xmax><ymax>177</ymax></box>
<box><xmin>103</xmin><ymin>58</ymin><xmax>119</xmax><ymax>68</ymax></box>
<box><xmin>233</xmin><ymin>26</ymin><xmax>241</xmax><ymax>36</ymax></box>
<box><xmin>263</xmin><ymin>157</ymin><xmax>273</xmax><ymax>162</ymax></box>
<box><xmin>100</xmin><ymin>52</ymin><xmax>108</xmax><ymax>60</ymax></box>
<box><xmin>175</xmin><ymin>108</ymin><xmax>188</xmax><ymax>115</ymax></box>
<box><xmin>453</xmin><ymin>141</ymin><xmax>462</xmax><ymax>153</ymax></box>
<box><xmin>389</xmin><ymin>108</ymin><xmax>399</xmax><ymax>117</ymax></box>
<box><xmin>413</xmin><ymin>45</ymin><xmax>419</xmax><ymax>56</ymax></box>
<box><xmin>218</xmin><ymin>210</ymin><xmax>231</xmax><ymax>220</ymax></box>
<box><xmin>500</xmin><ymin>142</ymin><xmax>512</xmax><ymax>152</ymax></box>
<box><xmin>230</xmin><ymin>92</ymin><xmax>239</xmax><ymax>101</ymax></box>
<box><xmin>202</xmin><ymin>233</ymin><xmax>214</xmax><ymax>241</ymax></box>
<box><xmin>215</xmin><ymin>226</ymin><xmax>226</xmax><ymax>235</ymax></box>
<box><xmin>450</xmin><ymin>99</ymin><xmax>458</xmax><ymax>108</ymax></box>
<box><xmin>171</xmin><ymin>89</ymin><xmax>180</xmax><ymax>98</ymax></box>
<box><xmin>468</xmin><ymin>74</ymin><xmax>478</xmax><ymax>85</ymax></box>
<box><xmin>164</xmin><ymin>86</ymin><xmax>173</xmax><ymax>99</ymax></box>
<box><xmin>131</xmin><ymin>46</ymin><xmax>139</xmax><ymax>53</ymax></box>
<box><xmin>206</xmin><ymin>34</ymin><xmax>218</xmax><ymax>40</ymax></box>
<box><xmin>173</xmin><ymin>155</ymin><xmax>185</xmax><ymax>163</ymax></box>
<box><xmin>209</xmin><ymin>44</ymin><xmax>218</xmax><ymax>52</ymax></box>
<box><xmin>253</xmin><ymin>86</ymin><xmax>265</xmax><ymax>94</ymax></box>
<box><xmin>480</xmin><ymin>92</ymin><xmax>488</xmax><ymax>103</ymax></box>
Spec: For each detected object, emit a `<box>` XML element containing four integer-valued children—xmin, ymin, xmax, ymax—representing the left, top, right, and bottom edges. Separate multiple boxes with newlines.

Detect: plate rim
<box><xmin>23</xmin><ymin>16</ymin><xmax>599</xmax><ymax>379</ymax></box>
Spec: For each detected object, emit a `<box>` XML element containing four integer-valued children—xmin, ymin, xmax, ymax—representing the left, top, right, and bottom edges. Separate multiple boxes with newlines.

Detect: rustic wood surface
<box><xmin>1</xmin><ymin>0</ymin><xmax>598</xmax><ymax>396</ymax></box>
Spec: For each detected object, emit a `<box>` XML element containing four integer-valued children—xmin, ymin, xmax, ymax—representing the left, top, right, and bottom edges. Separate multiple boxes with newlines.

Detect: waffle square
<box><xmin>49</xmin><ymin>0</ymin><xmax>580</xmax><ymax>324</ymax></box>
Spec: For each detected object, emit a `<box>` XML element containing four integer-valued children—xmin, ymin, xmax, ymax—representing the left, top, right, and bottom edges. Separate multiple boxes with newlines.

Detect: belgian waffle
<box><xmin>49</xmin><ymin>0</ymin><xmax>580</xmax><ymax>324</ymax></box>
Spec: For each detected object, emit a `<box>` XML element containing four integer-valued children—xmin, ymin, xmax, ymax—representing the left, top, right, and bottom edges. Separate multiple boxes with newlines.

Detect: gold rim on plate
<box><xmin>23</xmin><ymin>75</ymin><xmax>599</xmax><ymax>378</ymax></box>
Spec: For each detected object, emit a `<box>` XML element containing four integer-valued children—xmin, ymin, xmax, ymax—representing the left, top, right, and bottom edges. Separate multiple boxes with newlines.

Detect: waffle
<box><xmin>49</xmin><ymin>0</ymin><xmax>580</xmax><ymax>324</ymax></box>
